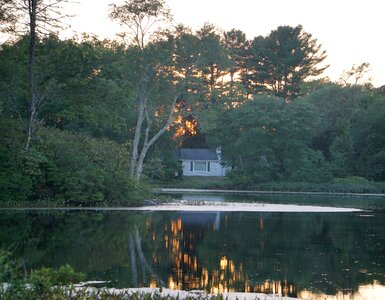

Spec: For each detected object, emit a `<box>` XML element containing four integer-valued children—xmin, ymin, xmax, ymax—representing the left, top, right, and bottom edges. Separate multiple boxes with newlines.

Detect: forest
<box><xmin>1</xmin><ymin>0</ymin><xmax>385</xmax><ymax>205</ymax></box>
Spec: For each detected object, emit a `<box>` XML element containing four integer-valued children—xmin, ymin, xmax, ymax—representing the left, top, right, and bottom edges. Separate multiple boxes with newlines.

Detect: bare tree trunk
<box><xmin>129</xmin><ymin>95</ymin><xmax>146</xmax><ymax>178</ymax></box>
<box><xmin>25</xmin><ymin>0</ymin><xmax>37</xmax><ymax>153</ymax></box>
<box><xmin>133</xmin><ymin>94</ymin><xmax>179</xmax><ymax>182</ymax></box>
<box><xmin>128</xmin><ymin>233</ymin><xmax>138</xmax><ymax>287</ymax></box>
<box><xmin>134</xmin><ymin>228</ymin><xmax>165</xmax><ymax>287</ymax></box>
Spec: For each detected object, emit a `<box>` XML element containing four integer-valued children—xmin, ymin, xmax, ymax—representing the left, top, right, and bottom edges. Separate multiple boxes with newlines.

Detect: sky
<box><xmin>64</xmin><ymin>0</ymin><xmax>385</xmax><ymax>87</ymax></box>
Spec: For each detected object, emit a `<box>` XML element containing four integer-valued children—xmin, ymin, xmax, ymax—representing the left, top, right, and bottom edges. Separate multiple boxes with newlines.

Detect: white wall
<box><xmin>181</xmin><ymin>160</ymin><xmax>227</xmax><ymax>177</ymax></box>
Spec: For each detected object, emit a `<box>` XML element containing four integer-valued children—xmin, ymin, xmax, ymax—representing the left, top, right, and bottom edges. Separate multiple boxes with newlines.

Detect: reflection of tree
<box><xmin>128</xmin><ymin>227</ymin><xmax>165</xmax><ymax>287</ymax></box>
<box><xmin>196</xmin><ymin>213</ymin><xmax>385</xmax><ymax>296</ymax></box>
<box><xmin>0</xmin><ymin>211</ymin><xmax>157</xmax><ymax>287</ymax></box>
<box><xmin>1</xmin><ymin>210</ymin><xmax>385</xmax><ymax>297</ymax></box>
<box><xmin>128</xmin><ymin>233</ymin><xmax>137</xmax><ymax>286</ymax></box>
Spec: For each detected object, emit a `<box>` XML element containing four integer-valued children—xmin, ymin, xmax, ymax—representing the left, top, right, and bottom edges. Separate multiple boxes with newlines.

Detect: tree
<box><xmin>0</xmin><ymin>0</ymin><xmax>18</xmax><ymax>34</ymax></box>
<box><xmin>223</xmin><ymin>29</ymin><xmax>248</xmax><ymax>84</ymax></box>
<box><xmin>109</xmin><ymin>0</ymin><xmax>172</xmax><ymax>50</ymax></box>
<box><xmin>194</xmin><ymin>23</ymin><xmax>231</xmax><ymax>105</ymax></box>
<box><xmin>339</xmin><ymin>62</ymin><xmax>373</xmax><ymax>87</ymax></box>
<box><xmin>11</xmin><ymin>0</ymin><xmax>72</xmax><ymax>152</ymax></box>
<box><xmin>303</xmin><ymin>85</ymin><xmax>374</xmax><ymax>178</ymax></box>
<box><xmin>171</xmin><ymin>24</ymin><xmax>234</xmax><ymax>148</ymax></box>
<box><xmin>351</xmin><ymin>92</ymin><xmax>385</xmax><ymax>180</ymax></box>
<box><xmin>244</xmin><ymin>25</ymin><xmax>328</xmax><ymax>100</ymax></box>
<box><xmin>110</xmin><ymin>0</ymin><xmax>195</xmax><ymax>182</ymax></box>
<box><xmin>209</xmin><ymin>95</ymin><xmax>319</xmax><ymax>182</ymax></box>
<box><xmin>35</xmin><ymin>35</ymin><xmax>134</xmax><ymax>142</ymax></box>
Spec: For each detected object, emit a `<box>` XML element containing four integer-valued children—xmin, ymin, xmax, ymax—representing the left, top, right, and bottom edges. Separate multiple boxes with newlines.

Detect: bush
<box><xmin>0</xmin><ymin>121</ymin><xmax>148</xmax><ymax>206</ymax></box>
<box><xmin>0</xmin><ymin>118</ymin><xmax>33</xmax><ymax>203</ymax></box>
<box><xmin>226</xmin><ymin>170</ymin><xmax>254</xmax><ymax>189</ymax></box>
<box><xmin>290</xmin><ymin>149</ymin><xmax>332</xmax><ymax>183</ymax></box>
<box><xmin>333</xmin><ymin>176</ymin><xmax>370</xmax><ymax>184</ymax></box>
<box><xmin>1</xmin><ymin>251</ymin><xmax>84</xmax><ymax>299</ymax></box>
<box><xmin>37</xmin><ymin>127</ymin><xmax>145</xmax><ymax>206</ymax></box>
<box><xmin>30</xmin><ymin>264</ymin><xmax>84</xmax><ymax>295</ymax></box>
<box><xmin>143</xmin><ymin>155</ymin><xmax>182</xmax><ymax>181</ymax></box>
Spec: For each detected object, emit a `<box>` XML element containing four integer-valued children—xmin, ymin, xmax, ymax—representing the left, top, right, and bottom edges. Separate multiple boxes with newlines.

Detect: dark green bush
<box><xmin>143</xmin><ymin>155</ymin><xmax>182</xmax><ymax>181</ymax></box>
<box><xmin>37</xmin><ymin>127</ymin><xmax>145</xmax><ymax>205</ymax></box>
<box><xmin>30</xmin><ymin>264</ymin><xmax>84</xmax><ymax>295</ymax></box>
<box><xmin>290</xmin><ymin>150</ymin><xmax>332</xmax><ymax>183</ymax></box>
<box><xmin>0</xmin><ymin>117</ymin><xmax>147</xmax><ymax>206</ymax></box>
<box><xmin>0</xmin><ymin>118</ymin><xmax>33</xmax><ymax>203</ymax></box>
<box><xmin>1</xmin><ymin>251</ymin><xmax>84</xmax><ymax>299</ymax></box>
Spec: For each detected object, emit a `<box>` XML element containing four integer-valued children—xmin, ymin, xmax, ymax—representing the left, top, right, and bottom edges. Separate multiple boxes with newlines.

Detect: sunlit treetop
<box><xmin>109</xmin><ymin>0</ymin><xmax>172</xmax><ymax>49</ymax></box>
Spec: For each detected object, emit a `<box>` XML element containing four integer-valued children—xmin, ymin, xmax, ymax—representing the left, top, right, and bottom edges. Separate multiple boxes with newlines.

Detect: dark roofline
<box><xmin>177</xmin><ymin>148</ymin><xmax>219</xmax><ymax>161</ymax></box>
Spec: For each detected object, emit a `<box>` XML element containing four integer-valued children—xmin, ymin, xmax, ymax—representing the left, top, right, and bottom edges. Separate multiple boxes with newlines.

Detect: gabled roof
<box><xmin>177</xmin><ymin>148</ymin><xmax>218</xmax><ymax>161</ymax></box>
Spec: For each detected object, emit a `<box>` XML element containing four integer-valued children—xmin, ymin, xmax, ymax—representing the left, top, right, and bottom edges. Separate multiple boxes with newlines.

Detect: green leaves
<box><xmin>244</xmin><ymin>25</ymin><xmax>328</xmax><ymax>100</ymax></box>
<box><xmin>37</xmin><ymin>127</ymin><xmax>145</xmax><ymax>205</ymax></box>
<box><xmin>211</xmin><ymin>95</ymin><xmax>320</xmax><ymax>182</ymax></box>
<box><xmin>30</xmin><ymin>264</ymin><xmax>84</xmax><ymax>295</ymax></box>
<box><xmin>109</xmin><ymin>0</ymin><xmax>172</xmax><ymax>49</ymax></box>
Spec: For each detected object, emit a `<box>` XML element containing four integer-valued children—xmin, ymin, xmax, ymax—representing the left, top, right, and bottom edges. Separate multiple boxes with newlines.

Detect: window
<box><xmin>191</xmin><ymin>161</ymin><xmax>211</xmax><ymax>172</ymax></box>
<box><xmin>194</xmin><ymin>162</ymin><xmax>207</xmax><ymax>171</ymax></box>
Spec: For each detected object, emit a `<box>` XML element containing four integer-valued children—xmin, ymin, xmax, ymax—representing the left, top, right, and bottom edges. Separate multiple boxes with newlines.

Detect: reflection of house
<box><xmin>179</xmin><ymin>212</ymin><xmax>221</xmax><ymax>230</ymax></box>
<box><xmin>176</xmin><ymin>148</ymin><xmax>227</xmax><ymax>176</ymax></box>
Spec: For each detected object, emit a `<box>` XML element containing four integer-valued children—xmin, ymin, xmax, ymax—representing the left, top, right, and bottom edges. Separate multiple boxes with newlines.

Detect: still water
<box><xmin>1</xmin><ymin>193</ymin><xmax>385</xmax><ymax>299</ymax></box>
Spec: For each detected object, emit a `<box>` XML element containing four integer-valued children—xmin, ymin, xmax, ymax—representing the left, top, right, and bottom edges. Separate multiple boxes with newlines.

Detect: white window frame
<box><xmin>190</xmin><ymin>161</ymin><xmax>211</xmax><ymax>172</ymax></box>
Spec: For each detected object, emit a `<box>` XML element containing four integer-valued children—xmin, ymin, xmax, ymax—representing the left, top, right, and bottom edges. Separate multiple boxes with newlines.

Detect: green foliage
<box><xmin>250</xmin><ymin>181</ymin><xmax>385</xmax><ymax>194</ymax></box>
<box><xmin>0</xmin><ymin>251</ymin><xmax>19</xmax><ymax>286</ymax></box>
<box><xmin>210</xmin><ymin>95</ymin><xmax>319</xmax><ymax>183</ymax></box>
<box><xmin>204</xmin><ymin>82</ymin><xmax>385</xmax><ymax>189</ymax></box>
<box><xmin>0</xmin><ymin>116</ymin><xmax>147</xmax><ymax>205</ymax></box>
<box><xmin>0</xmin><ymin>118</ymin><xmax>33</xmax><ymax>203</ymax></box>
<box><xmin>243</xmin><ymin>25</ymin><xmax>327</xmax><ymax>99</ymax></box>
<box><xmin>37</xmin><ymin>127</ymin><xmax>147</xmax><ymax>205</ymax></box>
<box><xmin>30</xmin><ymin>264</ymin><xmax>84</xmax><ymax>295</ymax></box>
<box><xmin>153</xmin><ymin>176</ymin><xmax>227</xmax><ymax>189</ymax></box>
<box><xmin>290</xmin><ymin>149</ymin><xmax>332</xmax><ymax>183</ymax></box>
<box><xmin>143</xmin><ymin>153</ymin><xmax>182</xmax><ymax>181</ymax></box>
<box><xmin>1</xmin><ymin>21</ymin><xmax>385</xmax><ymax>196</ymax></box>
<box><xmin>1</xmin><ymin>249</ymin><xmax>230</xmax><ymax>299</ymax></box>
<box><xmin>0</xmin><ymin>251</ymin><xmax>84</xmax><ymax>300</ymax></box>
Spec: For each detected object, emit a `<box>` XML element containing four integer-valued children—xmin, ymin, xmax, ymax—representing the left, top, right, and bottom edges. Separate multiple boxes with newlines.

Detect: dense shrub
<box><xmin>143</xmin><ymin>155</ymin><xmax>182</xmax><ymax>181</ymax></box>
<box><xmin>30</xmin><ymin>264</ymin><xmax>84</xmax><ymax>295</ymax></box>
<box><xmin>290</xmin><ymin>149</ymin><xmax>332</xmax><ymax>183</ymax></box>
<box><xmin>0</xmin><ymin>118</ymin><xmax>147</xmax><ymax>206</ymax></box>
<box><xmin>36</xmin><ymin>127</ymin><xmax>147</xmax><ymax>205</ymax></box>
<box><xmin>0</xmin><ymin>118</ymin><xmax>33</xmax><ymax>202</ymax></box>
<box><xmin>0</xmin><ymin>251</ymin><xmax>84</xmax><ymax>299</ymax></box>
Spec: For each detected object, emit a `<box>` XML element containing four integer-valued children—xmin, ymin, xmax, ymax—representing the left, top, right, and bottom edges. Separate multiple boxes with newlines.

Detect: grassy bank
<box><xmin>152</xmin><ymin>176</ymin><xmax>385</xmax><ymax>195</ymax></box>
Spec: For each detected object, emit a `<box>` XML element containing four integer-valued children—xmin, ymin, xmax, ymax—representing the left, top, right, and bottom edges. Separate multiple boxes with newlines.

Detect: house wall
<box><xmin>181</xmin><ymin>160</ymin><xmax>227</xmax><ymax>177</ymax></box>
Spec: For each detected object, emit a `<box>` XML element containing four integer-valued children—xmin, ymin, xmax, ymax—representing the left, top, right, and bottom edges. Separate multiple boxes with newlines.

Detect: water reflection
<box><xmin>146</xmin><ymin>211</ymin><xmax>385</xmax><ymax>298</ymax></box>
<box><xmin>1</xmin><ymin>206</ymin><xmax>385</xmax><ymax>299</ymax></box>
<box><xmin>159</xmin><ymin>215</ymin><xmax>287</xmax><ymax>294</ymax></box>
<box><xmin>299</xmin><ymin>281</ymin><xmax>385</xmax><ymax>300</ymax></box>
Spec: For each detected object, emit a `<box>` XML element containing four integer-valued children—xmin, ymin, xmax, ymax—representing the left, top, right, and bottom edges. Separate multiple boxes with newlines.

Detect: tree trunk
<box><xmin>132</xmin><ymin>94</ymin><xmax>179</xmax><ymax>182</ymax></box>
<box><xmin>25</xmin><ymin>0</ymin><xmax>37</xmax><ymax>153</ymax></box>
<box><xmin>129</xmin><ymin>95</ymin><xmax>146</xmax><ymax>178</ymax></box>
<box><xmin>128</xmin><ymin>233</ymin><xmax>138</xmax><ymax>287</ymax></box>
<box><xmin>134</xmin><ymin>228</ymin><xmax>165</xmax><ymax>287</ymax></box>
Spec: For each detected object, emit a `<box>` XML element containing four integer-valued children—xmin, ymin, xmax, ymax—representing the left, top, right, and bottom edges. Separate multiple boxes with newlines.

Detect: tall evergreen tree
<box><xmin>223</xmin><ymin>29</ymin><xmax>248</xmax><ymax>84</ymax></box>
<box><xmin>244</xmin><ymin>25</ymin><xmax>328</xmax><ymax>100</ymax></box>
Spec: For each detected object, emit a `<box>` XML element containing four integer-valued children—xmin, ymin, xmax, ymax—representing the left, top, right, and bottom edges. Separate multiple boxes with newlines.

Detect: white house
<box><xmin>177</xmin><ymin>148</ymin><xmax>227</xmax><ymax>177</ymax></box>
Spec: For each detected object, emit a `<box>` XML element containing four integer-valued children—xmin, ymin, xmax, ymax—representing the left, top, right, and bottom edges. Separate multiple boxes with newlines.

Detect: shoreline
<box><xmin>0</xmin><ymin>201</ymin><xmax>362</xmax><ymax>212</ymax></box>
<box><xmin>155</xmin><ymin>188</ymin><xmax>385</xmax><ymax>198</ymax></box>
<box><xmin>130</xmin><ymin>201</ymin><xmax>362</xmax><ymax>213</ymax></box>
<box><xmin>75</xmin><ymin>286</ymin><xmax>298</xmax><ymax>300</ymax></box>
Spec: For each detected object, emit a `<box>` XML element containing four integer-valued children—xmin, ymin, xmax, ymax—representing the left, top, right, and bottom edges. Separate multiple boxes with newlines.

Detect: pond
<box><xmin>1</xmin><ymin>193</ymin><xmax>385</xmax><ymax>299</ymax></box>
